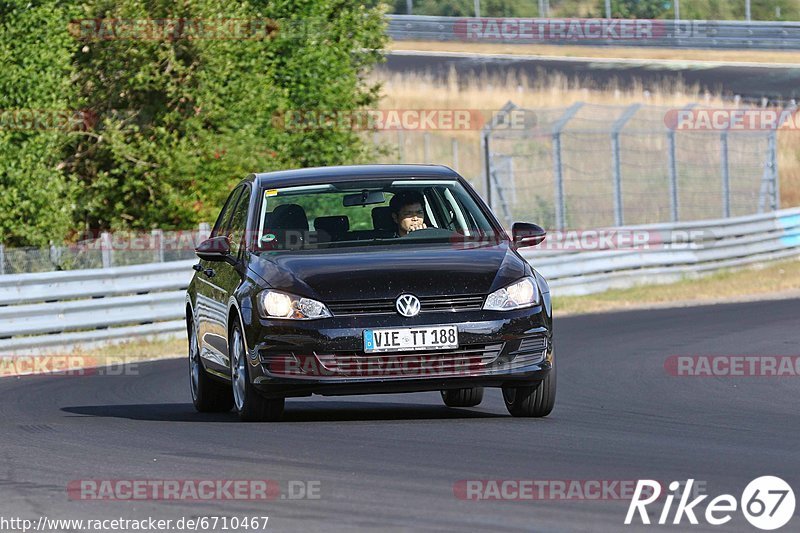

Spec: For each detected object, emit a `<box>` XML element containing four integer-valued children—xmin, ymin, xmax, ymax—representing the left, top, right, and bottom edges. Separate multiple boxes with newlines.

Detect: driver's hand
<box><xmin>408</xmin><ymin>221</ymin><xmax>427</xmax><ymax>233</ymax></box>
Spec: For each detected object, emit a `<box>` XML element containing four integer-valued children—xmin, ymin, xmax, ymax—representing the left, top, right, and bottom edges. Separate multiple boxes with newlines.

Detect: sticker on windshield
<box><xmin>266</xmin><ymin>189</ymin><xmax>278</xmax><ymax>197</ymax></box>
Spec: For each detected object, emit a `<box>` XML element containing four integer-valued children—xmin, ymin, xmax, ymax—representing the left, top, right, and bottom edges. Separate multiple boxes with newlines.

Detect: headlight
<box><xmin>483</xmin><ymin>277</ymin><xmax>540</xmax><ymax>311</ymax></box>
<box><xmin>258</xmin><ymin>290</ymin><xmax>332</xmax><ymax>320</ymax></box>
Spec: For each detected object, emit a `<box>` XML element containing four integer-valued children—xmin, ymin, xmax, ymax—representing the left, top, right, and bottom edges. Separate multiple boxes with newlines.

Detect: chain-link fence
<box><xmin>484</xmin><ymin>101</ymin><xmax>783</xmax><ymax>229</ymax></box>
<box><xmin>0</xmin><ymin>225</ymin><xmax>209</xmax><ymax>275</ymax></box>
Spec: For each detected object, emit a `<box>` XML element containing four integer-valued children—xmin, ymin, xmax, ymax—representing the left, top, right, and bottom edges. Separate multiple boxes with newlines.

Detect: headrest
<box><xmin>371</xmin><ymin>206</ymin><xmax>395</xmax><ymax>231</ymax></box>
<box><xmin>269</xmin><ymin>203</ymin><xmax>308</xmax><ymax>231</ymax></box>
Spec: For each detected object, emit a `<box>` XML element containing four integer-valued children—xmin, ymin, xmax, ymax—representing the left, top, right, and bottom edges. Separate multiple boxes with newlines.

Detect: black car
<box><xmin>186</xmin><ymin>165</ymin><xmax>554</xmax><ymax>421</ymax></box>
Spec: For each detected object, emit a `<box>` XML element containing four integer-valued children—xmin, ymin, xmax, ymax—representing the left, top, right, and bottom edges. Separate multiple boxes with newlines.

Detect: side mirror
<box><xmin>195</xmin><ymin>236</ymin><xmax>237</xmax><ymax>264</ymax></box>
<box><xmin>512</xmin><ymin>222</ymin><xmax>546</xmax><ymax>248</ymax></box>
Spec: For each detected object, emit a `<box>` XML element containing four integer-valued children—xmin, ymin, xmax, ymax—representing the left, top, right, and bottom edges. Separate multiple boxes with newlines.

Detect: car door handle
<box><xmin>192</xmin><ymin>263</ymin><xmax>202</xmax><ymax>272</ymax></box>
<box><xmin>203</xmin><ymin>268</ymin><xmax>216</xmax><ymax>278</ymax></box>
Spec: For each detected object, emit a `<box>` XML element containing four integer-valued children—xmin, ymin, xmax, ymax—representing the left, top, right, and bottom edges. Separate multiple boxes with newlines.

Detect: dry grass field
<box><xmin>373</xmin><ymin>70</ymin><xmax>800</xmax><ymax>208</ymax></box>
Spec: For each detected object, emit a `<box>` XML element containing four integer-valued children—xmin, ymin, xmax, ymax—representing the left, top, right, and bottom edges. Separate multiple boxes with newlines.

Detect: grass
<box><xmin>553</xmin><ymin>256</ymin><xmax>800</xmax><ymax>315</ymax></box>
<box><xmin>389</xmin><ymin>40</ymin><xmax>800</xmax><ymax>65</ymax></box>
<box><xmin>1</xmin><ymin>336</ymin><xmax>185</xmax><ymax>377</ymax></box>
<box><xmin>77</xmin><ymin>336</ymin><xmax>186</xmax><ymax>360</ymax></box>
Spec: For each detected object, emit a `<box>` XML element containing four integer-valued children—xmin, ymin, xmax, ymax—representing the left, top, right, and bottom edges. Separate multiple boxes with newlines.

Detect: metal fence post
<box><xmin>770</xmin><ymin>130</ymin><xmax>779</xmax><ymax>210</ymax></box>
<box><xmin>423</xmin><ymin>132</ymin><xmax>431</xmax><ymax>163</ymax></box>
<box><xmin>0</xmin><ymin>244</ymin><xmax>4</xmax><ymax>275</ymax></box>
<box><xmin>720</xmin><ymin>131</ymin><xmax>731</xmax><ymax>217</ymax></box>
<box><xmin>482</xmin><ymin>130</ymin><xmax>492</xmax><ymax>209</ymax></box>
<box><xmin>667</xmin><ymin>130</ymin><xmax>679</xmax><ymax>222</ymax></box>
<box><xmin>101</xmin><ymin>232</ymin><xmax>113</xmax><ymax>268</ymax></box>
<box><xmin>198</xmin><ymin>222</ymin><xmax>211</xmax><ymax>244</ymax></box>
<box><xmin>551</xmin><ymin>134</ymin><xmax>565</xmax><ymax>230</ymax></box>
<box><xmin>451</xmin><ymin>137</ymin><xmax>459</xmax><ymax>171</ymax></box>
<box><xmin>482</xmin><ymin>101</ymin><xmax>522</xmax><ymax>210</ymax></box>
<box><xmin>550</xmin><ymin>102</ymin><xmax>584</xmax><ymax>230</ymax></box>
<box><xmin>669</xmin><ymin>103</ymin><xmax>697</xmax><ymax>222</ymax></box>
<box><xmin>610</xmin><ymin>104</ymin><xmax>641</xmax><ymax>227</ymax></box>
<box><xmin>49</xmin><ymin>240</ymin><xmax>62</xmax><ymax>268</ymax></box>
<box><xmin>151</xmin><ymin>229</ymin><xmax>164</xmax><ymax>262</ymax></box>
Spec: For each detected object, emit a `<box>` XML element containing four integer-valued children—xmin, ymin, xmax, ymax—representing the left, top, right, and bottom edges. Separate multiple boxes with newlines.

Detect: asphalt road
<box><xmin>385</xmin><ymin>50</ymin><xmax>800</xmax><ymax>104</ymax></box>
<box><xmin>1</xmin><ymin>298</ymin><xmax>799</xmax><ymax>532</ymax></box>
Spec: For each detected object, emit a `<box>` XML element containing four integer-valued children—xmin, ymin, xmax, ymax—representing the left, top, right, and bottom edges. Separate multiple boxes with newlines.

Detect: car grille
<box><xmin>263</xmin><ymin>343</ymin><xmax>504</xmax><ymax>379</ymax></box>
<box><xmin>505</xmin><ymin>335</ymin><xmax>548</xmax><ymax>367</ymax></box>
<box><xmin>326</xmin><ymin>294</ymin><xmax>485</xmax><ymax>316</ymax></box>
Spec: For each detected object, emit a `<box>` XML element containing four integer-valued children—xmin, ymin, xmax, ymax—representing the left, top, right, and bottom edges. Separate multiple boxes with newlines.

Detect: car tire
<box><xmin>188</xmin><ymin>318</ymin><xmax>233</xmax><ymax>413</ymax></box>
<box><xmin>441</xmin><ymin>387</ymin><xmax>484</xmax><ymax>407</ymax></box>
<box><xmin>502</xmin><ymin>360</ymin><xmax>556</xmax><ymax>418</ymax></box>
<box><xmin>230</xmin><ymin>322</ymin><xmax>285</xmax><ymax>422</ymax></box>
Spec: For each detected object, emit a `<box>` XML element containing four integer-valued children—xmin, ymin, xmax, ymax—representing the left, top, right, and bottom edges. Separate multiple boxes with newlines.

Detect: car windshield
<box><xmin>253</xmin><ymin>178</ymin><xmax>501</xmax><ymax>253</ymax></box>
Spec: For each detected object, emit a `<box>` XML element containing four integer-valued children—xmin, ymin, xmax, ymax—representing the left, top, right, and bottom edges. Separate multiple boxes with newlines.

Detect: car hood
<box><xmin>248</xmin><ymin>242</ymin><xmax>528</xmax><ymax>301</ymax></box>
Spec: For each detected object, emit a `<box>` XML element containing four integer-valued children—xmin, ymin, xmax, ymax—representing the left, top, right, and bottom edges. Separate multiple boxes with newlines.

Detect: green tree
<box><xmin>66</xmin><ymin>0</ymin><xmax>387</xmax><ymax>231</ymax></box>
<box><xmin>0</xmin><ymin>0</ymin><xmax>77</xmax><ymax>246</ymax></box>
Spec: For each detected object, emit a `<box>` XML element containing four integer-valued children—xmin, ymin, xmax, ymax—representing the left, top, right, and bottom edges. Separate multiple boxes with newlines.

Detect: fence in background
<box><xmin>387</xmin><ymin>15</ymin><xmax>800</xmax><ymax>50</ymax></box>
<box><xmin>0</xmin><ymin>224</ymin><xmax>210</xmax><ymax>275</ymax></box>
<box><xmin>1</xmin><ymin>208</ymin><xmax>798</xmax><ymax>352</ymax></box>
<box><xmin>0</xmin><ymin>260</ymin><xmax>193</xmax><ymax>352</ymax></box>
<box><xmin>484</xmin><ymin>101</ymin><xmax>784</xmax><ymax>230</ymax></box>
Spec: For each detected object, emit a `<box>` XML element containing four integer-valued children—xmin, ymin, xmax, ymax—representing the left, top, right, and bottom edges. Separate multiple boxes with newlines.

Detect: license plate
<box><xmin>363</xmin><ymin>325</ymin><xmax>458</xmax><ymax>353</ymax></box>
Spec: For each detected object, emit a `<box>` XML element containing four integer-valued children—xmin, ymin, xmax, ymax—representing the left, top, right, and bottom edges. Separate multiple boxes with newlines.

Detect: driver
<box><xmin>389</xmin><ymin>190</ymin><xmax>427</xmax><ymax>237</ymax></box>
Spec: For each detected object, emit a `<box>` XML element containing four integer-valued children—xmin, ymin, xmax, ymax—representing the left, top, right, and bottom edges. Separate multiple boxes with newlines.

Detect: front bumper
<box><xmin>244</xmin><ymin>304</ymin><xmax>553</xmax><ymax>398</ymax></box>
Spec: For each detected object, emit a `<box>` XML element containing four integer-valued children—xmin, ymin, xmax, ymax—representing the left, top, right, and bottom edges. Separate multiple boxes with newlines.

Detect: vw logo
<box><xmin>396</xmin><ymin>294</ymin><xmax>421</xmax><ymax>317</ymax></box>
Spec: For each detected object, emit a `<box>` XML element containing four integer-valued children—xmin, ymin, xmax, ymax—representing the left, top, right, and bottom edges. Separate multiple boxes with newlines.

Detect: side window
<box><xmin>228</xmin><ymin>186</ymin><xmax>251</xmax><ymax>255</ymax></box>
<box><xmin>211</xmin><ymin>186</ymin><xmax>243</xmax><ymax>238</ymax></box>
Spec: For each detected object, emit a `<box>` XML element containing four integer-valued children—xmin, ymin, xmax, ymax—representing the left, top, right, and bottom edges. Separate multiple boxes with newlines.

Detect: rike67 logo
<box><xmin>625</xmin><ymin>477</ymin><xmax>795</xmax><ymax>530</ymax></box>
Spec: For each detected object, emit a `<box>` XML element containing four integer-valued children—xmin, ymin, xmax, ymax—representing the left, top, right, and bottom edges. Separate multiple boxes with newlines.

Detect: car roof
<box><xmin>253</xmin><ymin>164</ymin><xmax>461</xmax><ymax>188</ymax></box>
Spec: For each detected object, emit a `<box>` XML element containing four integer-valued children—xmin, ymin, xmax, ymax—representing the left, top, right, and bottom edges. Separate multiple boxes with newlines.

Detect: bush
<box><xmin>65</xmin><ymin>0</ymin><xmax>388</xmax><ymax>232</ymax></box>
<box><xmin>1</xmin><ymin>0</ymin><xmax>387</xmax><ymax>244</ymax></box>
<box><xmin>0</xmin><ymin>0</ymin><xmax>77</xmax><ymax>246</ymax></box>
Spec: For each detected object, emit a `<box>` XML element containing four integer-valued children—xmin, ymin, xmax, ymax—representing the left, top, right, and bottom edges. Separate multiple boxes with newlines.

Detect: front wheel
<box><xmin>502</xmin><ymin>361</ymin><xmax>556</xmax><ymax>418</ymax></box>
<box><xmin>188</xmin><ymin>318</ymin><xmax>233</xmax><ymax>413</ymax></box>
<box><xmin>230</xmin><ymin>322</ymin><xmax>284</xmax><ymax>422</ymax></box>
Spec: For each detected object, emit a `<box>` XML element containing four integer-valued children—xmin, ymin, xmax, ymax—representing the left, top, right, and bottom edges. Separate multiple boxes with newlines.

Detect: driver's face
<box><xmin>393</xmin><ymin>203</ymin><xmax>425</xmax><ymax>235</ymax></box>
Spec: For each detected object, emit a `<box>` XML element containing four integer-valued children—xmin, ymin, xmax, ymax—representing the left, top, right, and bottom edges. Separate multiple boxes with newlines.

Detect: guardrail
<box><xmin>521</xmin><ymin>207</ymin><xmax>800</xmax><ymax>295</ymax></box>
<box><xmin>0</xmin><ymin>261</ymin><xmax>194</xmax><ymax>352</ymax></box>
<box><xmin>387</xmin><ymin>15</ymin><xmax>800</xmax><ymax>49</ymax></box>
<box><xmin>1</xmin><ymin>208</ymin><xmax>798</xmax><ymax>352</ymax></box>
